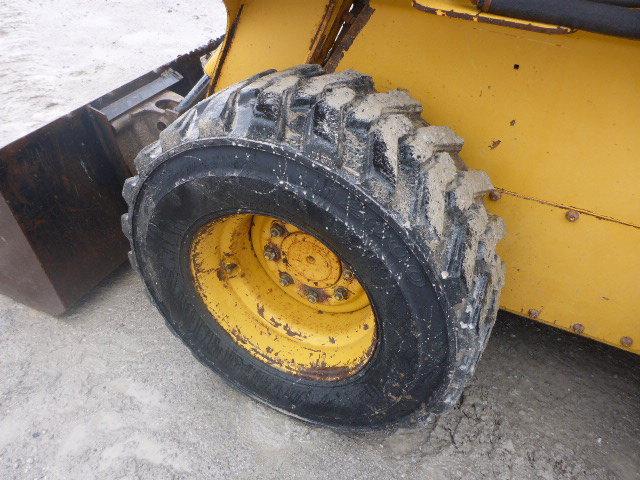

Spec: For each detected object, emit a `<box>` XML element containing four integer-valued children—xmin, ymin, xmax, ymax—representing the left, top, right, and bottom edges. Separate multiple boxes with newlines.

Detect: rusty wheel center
<box><xmin>189</xmin><ymin>214</ymin><xmax>377</xmax><ymax>381</ymax></box>
<box><xmin>280</xmin><ymin>232</ymin><xmax>342</xmax><ymax>287</ymax></box>
<box><xmin>252</xmin><ymin>217</ymin><xmax>370</xmax><ymax>313</ymax></box>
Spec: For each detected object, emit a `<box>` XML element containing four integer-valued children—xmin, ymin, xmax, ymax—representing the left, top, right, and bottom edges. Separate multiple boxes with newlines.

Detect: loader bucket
<box><xmin>0</xmin><ymin>39</ymin><xmax>222</xmax><ymax>315</ymax></box>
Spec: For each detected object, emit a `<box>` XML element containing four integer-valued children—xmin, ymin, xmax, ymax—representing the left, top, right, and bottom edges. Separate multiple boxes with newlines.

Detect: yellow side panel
<box><xmin>339</xmin><ymin>0</ymin><xmax>640</xmax><ymax>227</ymax></box>
<box><xmin>487</xmin><ymin>195</ymin><xmax>640</xmax><ymax>354</ymax></box>
<box><xmin>214</xmin><ymin>0</ymin><xmax>640</xmax><ymax>353</ymax></box>
<box><xmin>335</xmin><ymin>0</ymin><xmax>640</xmax><ymax>352</ymax></box>
<box><xmin>216</xmin><ymin>0</ymin><xmax>331</xmax><ymax>91</ymax></box>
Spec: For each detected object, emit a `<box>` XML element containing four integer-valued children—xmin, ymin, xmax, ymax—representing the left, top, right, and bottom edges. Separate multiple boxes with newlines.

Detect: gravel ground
<box><xmin>1</xmin><ymin>2</ymin><xmax>639</xmax><ymax>479</ymax></box>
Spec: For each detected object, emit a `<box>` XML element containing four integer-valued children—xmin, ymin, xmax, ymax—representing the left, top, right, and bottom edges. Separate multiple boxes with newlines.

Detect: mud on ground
<box><xmin>1</xmin><ymin>268</ymin><xmax>638</xmax><ymax>479</ymax></box>
<box><xmin>0</xmin><ymin>1</ymin><xmax>639</xmax><ymax>479</ymax></box>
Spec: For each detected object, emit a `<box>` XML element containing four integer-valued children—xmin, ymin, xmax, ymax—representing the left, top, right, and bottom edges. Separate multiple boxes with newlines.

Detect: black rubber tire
<box><xmin>122</xmin><ymin>65</ymin><xmax>505</xmax><ymax>428</ymax></box>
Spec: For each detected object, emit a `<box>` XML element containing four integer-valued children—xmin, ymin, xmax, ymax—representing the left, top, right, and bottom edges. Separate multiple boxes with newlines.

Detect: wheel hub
<box><xmin>190</xmin><ymin>214</ymin><xmax>377</xmax><ymax>381</ymax></box>
<box><xmin>280</xmin><ymin>232</ymin><xmax>341</xmax><ymax>287</ymax></box>
<box><xmin>251</xmin><ymin>216</ymin><xmax>370</xmax><ymax>313</ymax></box>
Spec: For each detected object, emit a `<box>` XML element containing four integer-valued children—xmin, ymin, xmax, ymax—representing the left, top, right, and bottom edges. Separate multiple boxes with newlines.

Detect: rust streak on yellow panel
<box><xmin>413</xmin><ymin>0</ymin><xmax>574</xmax><ymax>34</ymax></box>
<box><xmin>497</xmin><ymin>189</ymin><xmax>640</xmax><ymax>230</ymax></box>
<box><xmin>307</xmin><ymin>0</ymin><xmax>354</xmax><ymax>65</ymax></box>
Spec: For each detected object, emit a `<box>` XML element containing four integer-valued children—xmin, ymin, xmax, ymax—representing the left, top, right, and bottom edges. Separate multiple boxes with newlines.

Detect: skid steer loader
<box><xmin>1</xmin><ymin>0</ymin><xmax>638</xmax><ymax>427</ymax></box>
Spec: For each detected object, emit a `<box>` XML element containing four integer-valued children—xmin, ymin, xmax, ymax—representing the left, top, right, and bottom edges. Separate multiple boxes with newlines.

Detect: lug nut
<box><xmin>264</xmin><ymin>244</ymin><xmax>280</xmax><ymax>261</ymax></box>
<box><xmin>621</xmin><ymin>336</ymin><xmax>633</xmax><ymax>348</ymax></box>
<box><xmin>224</xmin><ymin>263</ymin><xmax>238</xmax><ymax>272</ymax></box>
<box><xmin>306</xmin><ymin>290</ymin><xmax>319</xmax><ymax>303</ymax></box>
<box><xmin>334</xmin><ymin>287</ymin><xmax>349</xmax><ymax>301</ymax></box>
<box><xmin>572</xmin><ymin>323</ymin><xmax>585</xmax><ymax>335</ymax></box>
<box><xmin>488</xmin><ymin>190</ymin><xmax>502</xmax><ymax>201</ymax></box>
<box><xmin>279</xmin><ymin>272</ymin><xmax>294</xmax><ymax>287</ymax></box>
<box><xmin>270</xmin><ymin>223</ymin><xmax>287</xmax><ymax>237</ymax></box>
<box><xmin>565</xmin><ymin>210</ymin><xmax>580</xmax><ymax>222</ymax></box>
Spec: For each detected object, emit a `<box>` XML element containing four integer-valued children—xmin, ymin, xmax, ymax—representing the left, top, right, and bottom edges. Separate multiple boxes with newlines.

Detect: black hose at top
<box><xmin>589</xmin><ymin>0</ymin><xmax>640</xmax><ymax>7</ymax></box>
<box><xmin>477</xmin><ymin>0</ymin><xmax>640</xmax><ymax>39</ymax></box>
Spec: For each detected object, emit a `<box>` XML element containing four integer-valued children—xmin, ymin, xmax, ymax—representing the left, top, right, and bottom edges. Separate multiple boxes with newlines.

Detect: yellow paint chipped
<box><xmin>190</xmin><ymin>214</ymin><xmax>377</xmax><ymax>380</ymax></box>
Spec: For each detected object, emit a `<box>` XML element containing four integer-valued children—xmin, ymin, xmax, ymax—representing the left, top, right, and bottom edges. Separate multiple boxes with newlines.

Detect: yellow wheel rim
<box><xmin>190</xmin><ymin>214</ymin><xmax>377</xmax><ymax>381</ymax></box>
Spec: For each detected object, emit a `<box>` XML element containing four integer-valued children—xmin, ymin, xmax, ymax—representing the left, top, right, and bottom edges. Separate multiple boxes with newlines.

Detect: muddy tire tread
<box><xmin>122</xmin><ymin>65</ymin><xmax>505</xmax><ymax>413</ymax></box>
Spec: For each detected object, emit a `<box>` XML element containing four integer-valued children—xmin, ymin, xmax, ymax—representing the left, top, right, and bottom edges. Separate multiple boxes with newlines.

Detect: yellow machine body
<box><xmin>208</xmin><ymin>0</ymin><xmax>640</xmax><ymax>355</ymax></box>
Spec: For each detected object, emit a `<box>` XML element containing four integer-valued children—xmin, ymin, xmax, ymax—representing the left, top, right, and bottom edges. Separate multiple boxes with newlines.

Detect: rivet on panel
<box><xmin>488</xmin><ymin>190</ymin><xmax>502</xmax><ymax>201</ymax></box>
<box><xmin>565</xmin><ymin>210</ymin><xmax>580</xmax><ymax>222</ymax></box>
<box><xmin>571</xmin><ymin>323</ymin><xmax>585</xmax><ymax>335</ymax></box>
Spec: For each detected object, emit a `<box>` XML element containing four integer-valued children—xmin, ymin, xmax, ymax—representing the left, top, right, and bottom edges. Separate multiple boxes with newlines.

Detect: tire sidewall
<box><xmin>131</xmin><ymin>139</ymin><xmax>452</xmax><ymax>427</ymax></box>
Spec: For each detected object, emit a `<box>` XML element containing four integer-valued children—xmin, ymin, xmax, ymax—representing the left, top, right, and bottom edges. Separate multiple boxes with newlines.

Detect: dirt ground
<box><xmin>0</xmin><ymin>0</ymin><xmax>226</xmax><ymax>145</ymax></box>
<box><xmin>1</xmin><ymin>2</ymin><xmax>639</xmax><ymax>479</ymax></box>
